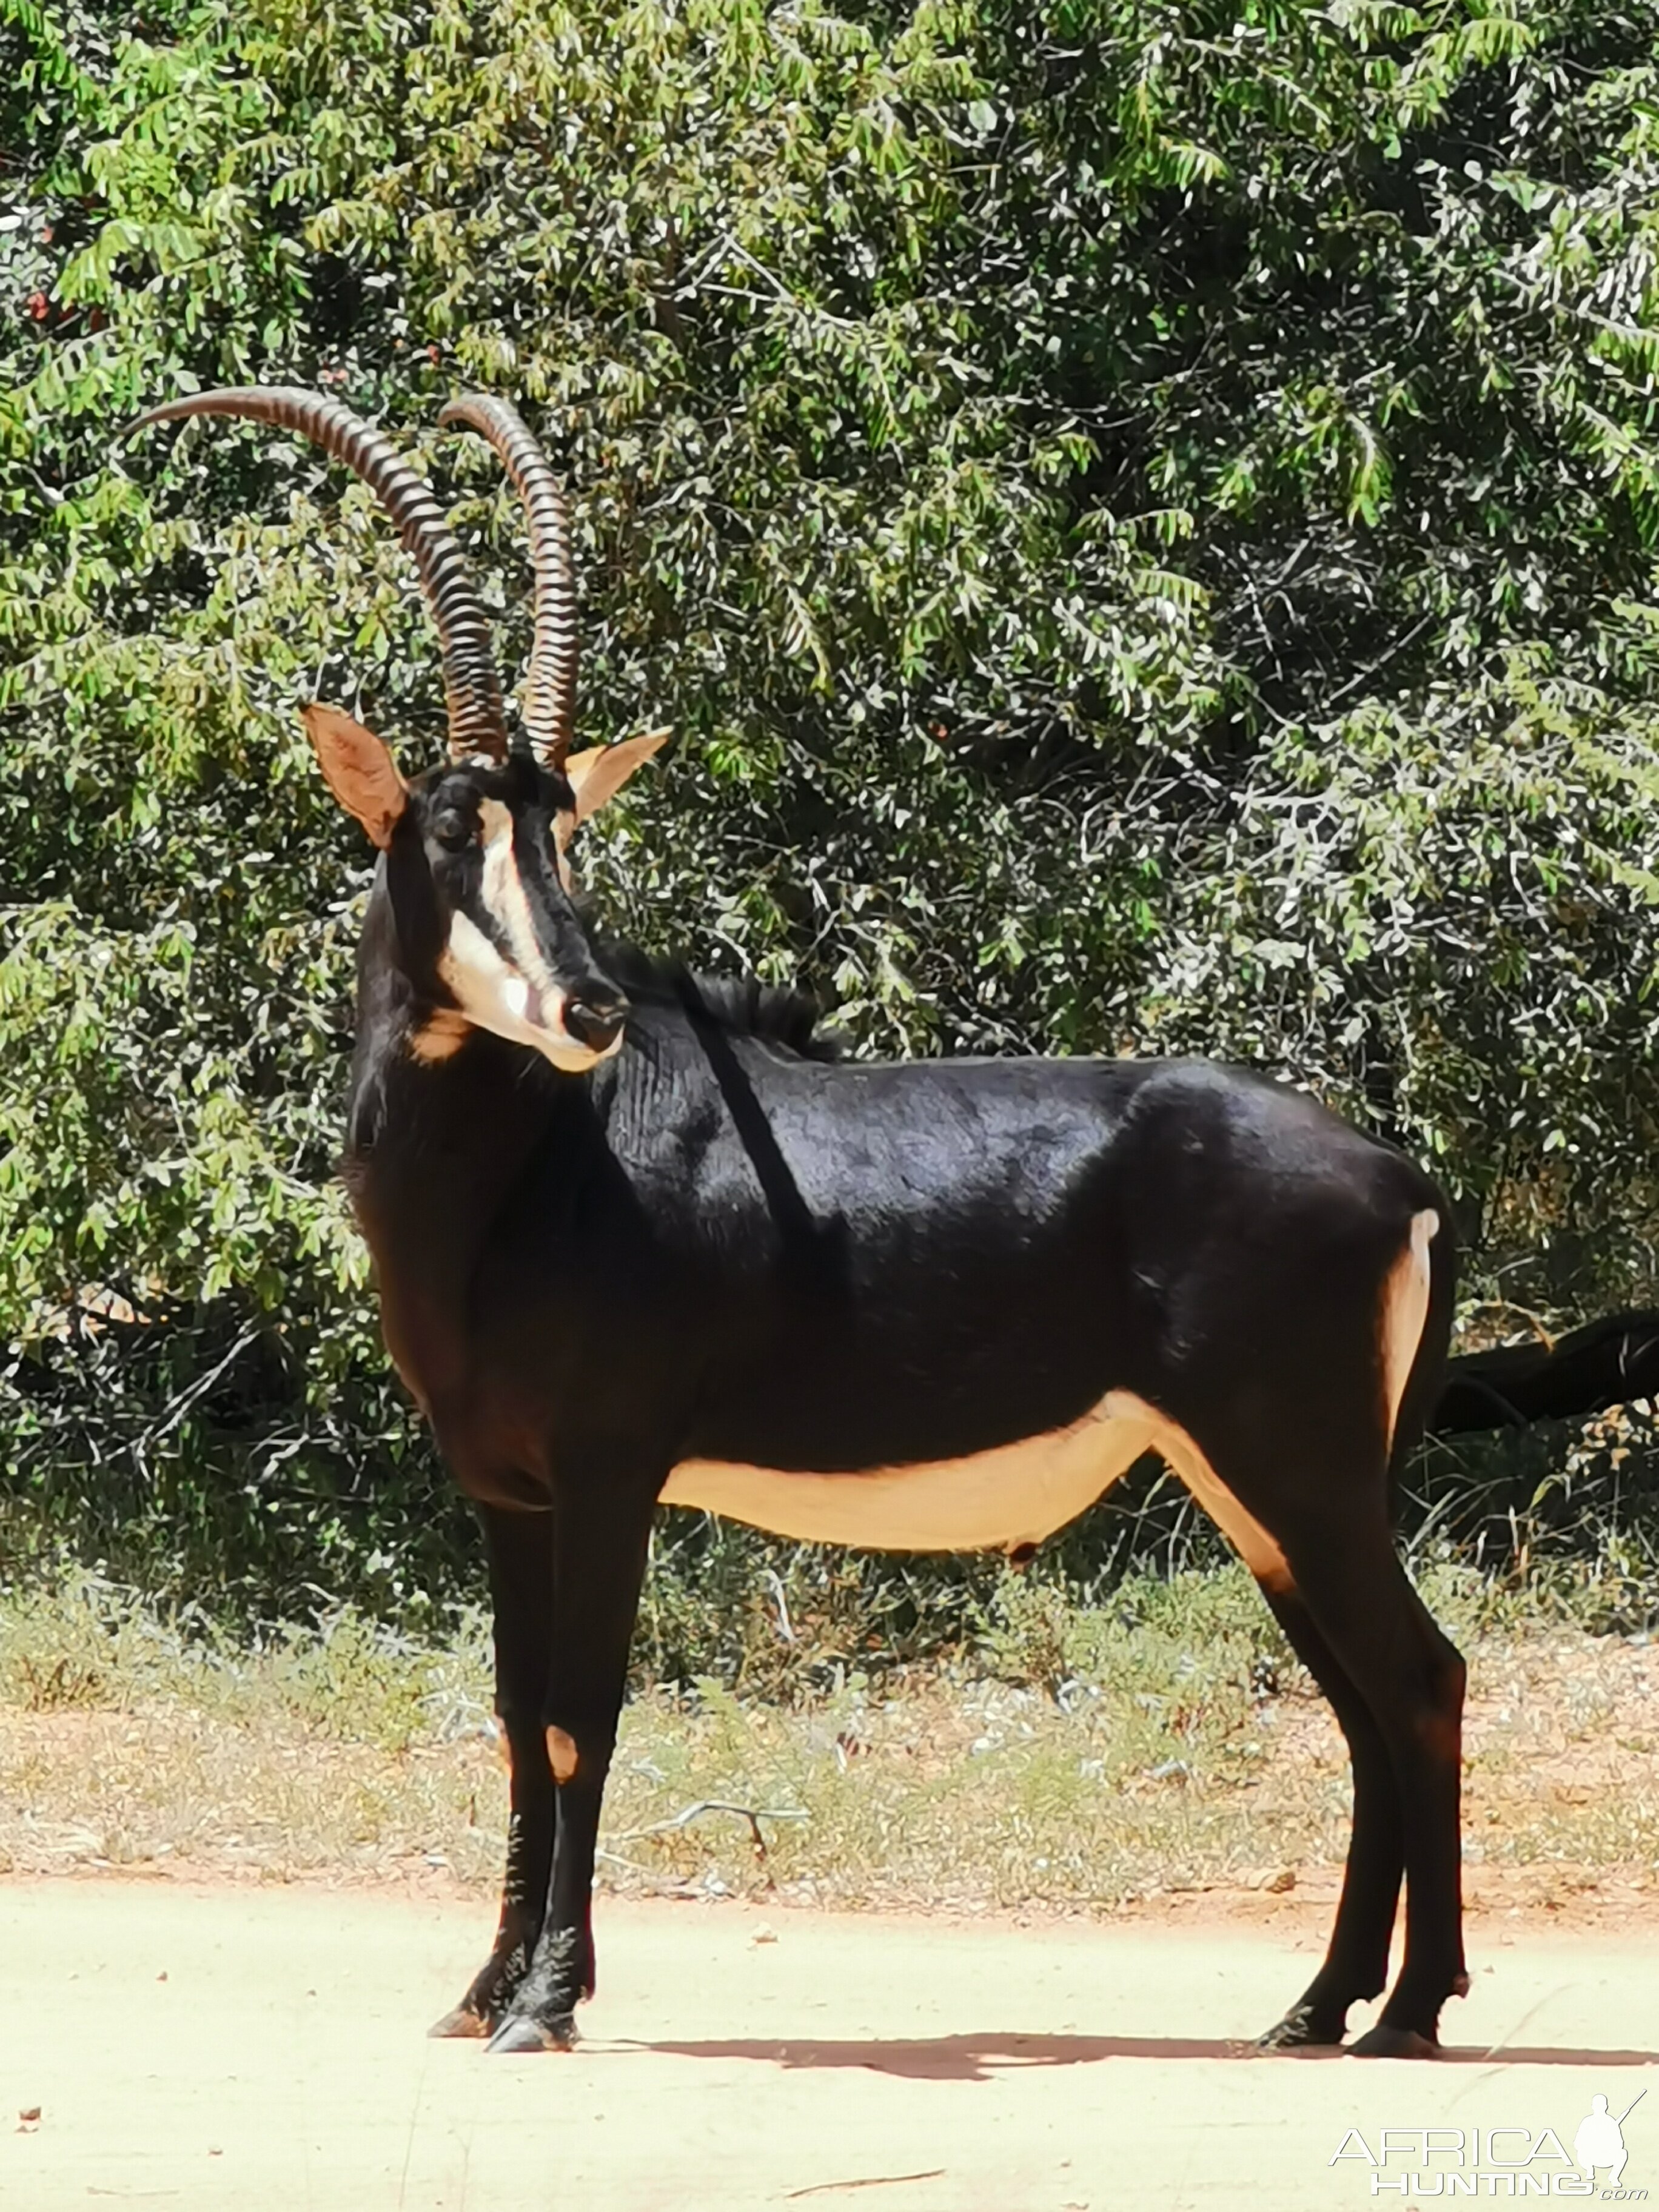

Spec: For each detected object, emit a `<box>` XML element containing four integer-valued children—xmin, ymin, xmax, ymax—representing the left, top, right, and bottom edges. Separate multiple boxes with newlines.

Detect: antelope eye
<box><xmin>432</xmin><ymin>809</ymin><xmax>475</xmax><ymax>853</ymax></box>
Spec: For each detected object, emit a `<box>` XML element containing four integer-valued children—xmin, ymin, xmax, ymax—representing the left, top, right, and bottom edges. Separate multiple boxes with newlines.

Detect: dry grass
<box><xmin>0</xmin><ymin>1566</ymin><xmax>1655</xmax><ymax>1922</ymax></box>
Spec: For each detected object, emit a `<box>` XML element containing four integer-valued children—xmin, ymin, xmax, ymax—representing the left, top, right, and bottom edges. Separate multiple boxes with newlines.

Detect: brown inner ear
<box><xmin>563</xmin><ymin>727</ymin><xmax>671</xmax><ymax>824</ymax></box>
<box><xmin>303</xmin><ymin>703</ymin><xmax>408</xmax><ymax>849</ymax></box>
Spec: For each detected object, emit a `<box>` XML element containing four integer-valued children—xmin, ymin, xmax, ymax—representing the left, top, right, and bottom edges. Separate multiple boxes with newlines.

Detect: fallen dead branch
<box><xmin>608</xmin><ymin>1799</ymin><xmax>809</xmax><ymax>1860</ymax></box>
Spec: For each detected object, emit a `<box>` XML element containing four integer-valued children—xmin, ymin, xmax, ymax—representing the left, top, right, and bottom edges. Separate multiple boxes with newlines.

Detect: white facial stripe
<box><xmin>423</xmin><ymin>796</ymin><xmax>626</xmax><ymax>1074</ymax></box>
<box><xmin>477</xmin><ymin>799</ymin><xmax>560</xmax><ymax>1002</ymax></box>
<box><xmin>437</xmin><ymin>913</ymin><xmax>600</xmax><ymax>1073</ymax></box>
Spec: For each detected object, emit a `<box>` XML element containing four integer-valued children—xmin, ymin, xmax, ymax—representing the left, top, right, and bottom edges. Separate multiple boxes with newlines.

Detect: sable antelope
<box><xmin>131</xmin><ymin>387</ymin><xmax>1467</xmax><ymax>2059</ymax></box>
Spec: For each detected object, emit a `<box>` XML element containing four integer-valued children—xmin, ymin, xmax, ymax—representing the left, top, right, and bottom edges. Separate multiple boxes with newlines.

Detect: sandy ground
<box><xmin>2</xmin><ymin>1880</ymin><xmax>1657</xmax><ymax>2211</ymax></box>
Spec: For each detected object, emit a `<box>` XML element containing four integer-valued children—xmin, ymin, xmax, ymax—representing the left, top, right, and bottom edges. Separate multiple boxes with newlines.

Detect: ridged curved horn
<box><xmin>128</xmin><ymin>387</ymin><xmax>508</xmax><ymax>762</ymax></box>
<box><xmin>438</xmin><ymin>395</ymin><xmax>579</xmax><ymax>770</ymax></box>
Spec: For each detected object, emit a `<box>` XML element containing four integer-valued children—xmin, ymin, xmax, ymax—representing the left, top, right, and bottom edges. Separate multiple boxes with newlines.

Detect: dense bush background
<box><xmin>5</xmin><ymin>0</ymin><xmax>1659</xmax><ymax>1624</ymax></box>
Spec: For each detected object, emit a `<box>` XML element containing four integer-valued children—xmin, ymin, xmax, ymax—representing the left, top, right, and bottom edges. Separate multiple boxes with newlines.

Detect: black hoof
<box><xmin>429</xmin><ymin>2004</ymin><xmax>492</xmax><ymax>2040</ymax></box>
<box><xmin>1257</xmin><ymin>2002</ymin><xmax>1344</xmax><ymax>2051</ymax></box>
<box><xmin>486</xmin><ymin>2011</ymin><xmax>578</xmax><ymax>2054</ymax></box>
<box><xmin>1348</xmin><ymin>2022</ymin><xmax>1441</xmax><ymax>2060</ymax></box>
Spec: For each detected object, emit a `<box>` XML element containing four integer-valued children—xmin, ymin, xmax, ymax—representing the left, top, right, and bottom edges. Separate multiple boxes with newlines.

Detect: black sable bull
<box><xmin>132</xmin><ymin>387</ymin><xmax>1468</xmax><ymax>2059</ymax></box>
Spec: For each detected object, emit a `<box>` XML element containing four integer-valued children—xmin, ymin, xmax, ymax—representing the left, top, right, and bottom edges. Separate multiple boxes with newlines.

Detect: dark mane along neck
<box><xmin>595</xmin><ymin>941</ymin><xmax>843</xmax><ymax>1063</ymax></box>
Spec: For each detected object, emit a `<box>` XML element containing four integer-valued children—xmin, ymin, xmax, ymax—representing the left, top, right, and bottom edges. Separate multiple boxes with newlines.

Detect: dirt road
<box><xmin>2</xmin><ymin>1879</ymin><xmax>1656</xmax><ymax>2211</ymax></box>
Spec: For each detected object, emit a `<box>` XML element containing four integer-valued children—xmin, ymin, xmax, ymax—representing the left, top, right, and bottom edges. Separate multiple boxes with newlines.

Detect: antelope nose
<box><xmin>563</xmin><ymin>988</ymin><xmax>631</xmax><ymax>1054</ymax></box>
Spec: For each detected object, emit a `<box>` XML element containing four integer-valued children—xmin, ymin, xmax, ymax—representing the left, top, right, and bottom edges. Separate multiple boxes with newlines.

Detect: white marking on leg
<box><xmin>545</xmin><ymin>1724</ymin><xmax>578</xmax><ymax>1783</ymax></box>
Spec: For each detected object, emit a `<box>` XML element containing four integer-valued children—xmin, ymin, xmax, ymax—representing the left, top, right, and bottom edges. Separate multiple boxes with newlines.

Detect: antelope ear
<box><xmin>303</xmin><ymin>703</ymin><xmax>407</xmax><ymax>849</ymax></box>
<box><xmin>563</xmin><ymin>728</ymin><xmax>671</xmax><ymax>825</ymax></box>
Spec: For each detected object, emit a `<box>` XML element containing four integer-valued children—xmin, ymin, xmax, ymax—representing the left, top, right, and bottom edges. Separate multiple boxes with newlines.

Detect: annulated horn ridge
<box><xmin>129</xmin><ymin>386</ymin><xmax>508</xmax><ymax>762</ymax></box>
<box><xmin>438</xmin><ymin>395</ymin><xmax>578</xmax><ymax>769</ymax></box>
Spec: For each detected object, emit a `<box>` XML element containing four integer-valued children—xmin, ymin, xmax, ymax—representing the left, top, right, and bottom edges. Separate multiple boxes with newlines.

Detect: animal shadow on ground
<box><xmin>622</xmin><ymin>2033</ymin><xmax>1659</xmax><ymax>2082</ymax></box>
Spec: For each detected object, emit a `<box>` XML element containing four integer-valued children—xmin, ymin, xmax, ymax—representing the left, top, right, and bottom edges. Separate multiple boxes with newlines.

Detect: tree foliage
<box><xmin>5</xmin><ymin>0</ymin><xmax>1659</xmax><ymax>1605</ymax></box>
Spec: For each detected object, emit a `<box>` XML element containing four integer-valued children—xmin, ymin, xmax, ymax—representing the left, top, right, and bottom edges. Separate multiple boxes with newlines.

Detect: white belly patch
<box><xmin>662</xmin><ymin>1390</ymin><xmax>1172</xmax><ymax>1554</ymax></box>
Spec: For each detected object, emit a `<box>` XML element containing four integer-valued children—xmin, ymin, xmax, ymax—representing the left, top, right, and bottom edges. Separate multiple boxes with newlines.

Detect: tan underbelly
<box><xmin>663</xmin><ymin>1390</ymin><xmax>1292</xmax><ymax>1583</ymax></box>
<box><xmin>661</xmin><ymin>1389</ymin><xmax>1167</xmax><ymax>1553</ymax></box>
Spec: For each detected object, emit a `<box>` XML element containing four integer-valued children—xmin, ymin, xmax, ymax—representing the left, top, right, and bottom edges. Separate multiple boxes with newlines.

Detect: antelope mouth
<box><xmin>504</xmin><ymin>975</ymin><xmax>626</xmax><ymax>1070</ymax></box>
<box><xmin>501</xmin><ymin>973</ymin><xmax>552</xmax><ymax>1032</ymax></box>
